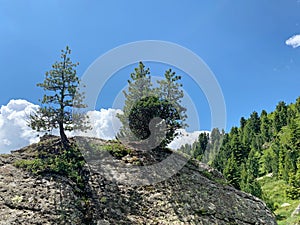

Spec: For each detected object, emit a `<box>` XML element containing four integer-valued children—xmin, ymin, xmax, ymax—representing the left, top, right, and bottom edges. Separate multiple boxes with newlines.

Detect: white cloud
<box><xmin>0</xmin><ymin>99</ymin><xmax>207</xmax><ymax>153</ymax></box>
<box><xmin>285</xmin><ymin>34</ymin><xmax>300</xmax><ymax>48</ymax></box>
<box><xmin>168</xmin><ymin>129</ymin><xmax>209</xmax><ymax>150</ymax></box>
<box><xmin>0</xmin><ymin>99</ymin><xmax>39</xmax><ymax>154</ymax></box>
<box><xmin>0</xmin><ymin>99</ymin><xmax>124</xmax><ymax>153</ymax></box>
<box><xmin>77</xmin><ymin>108</ymin><xmax>123</xmax><ymax>140</ymax></box>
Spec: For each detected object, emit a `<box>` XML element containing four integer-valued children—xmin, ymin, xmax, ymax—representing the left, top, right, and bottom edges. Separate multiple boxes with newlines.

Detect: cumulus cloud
<box><xmin>168</xmin><ymin>129</ymin><xmax>209</xmax><ymax>150</ymax></box>
<box><xmin>0</xmin><ymin>99</ymin><xmax>39</xmax><ymax>154</ymax></box>
<box><xmin>285</xmin><ymin>34</ymin><xmax>300</xmax><ymax>48</ymax></box>
<box><xmin>76</xmin><ymin>111</ymin><xmax>206</xmax><ymax>150</ymax></box>
<box><xmin>0</xmin><ymin>100</ymin><xmax>124</xmax><ymax>153</ymax></box>
<box><xmin>0</xmin><ymin>99</ymin><xmax>207</xmax><ymax>153</ymax></box>
<box><xmin>77</xmin><ymin>108</ymin><xmax>122</xmax><ymax>140</ymax></box>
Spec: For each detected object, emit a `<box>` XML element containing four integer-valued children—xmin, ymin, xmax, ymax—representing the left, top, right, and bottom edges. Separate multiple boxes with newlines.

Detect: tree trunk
<box><xmin>59</xmin><ymin>122</ymin><xmax>69</xmax><ymax>149</ymax></box>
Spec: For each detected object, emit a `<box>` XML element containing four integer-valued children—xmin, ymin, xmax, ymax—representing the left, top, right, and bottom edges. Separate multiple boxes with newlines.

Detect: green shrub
<box><xmin>286</xmin><ymin>186</ymin><xmax>300</xmax><ymax>200</ymax></box>
<box><xmin>14</xmin><ymin>144</ymin><xmax>86</xmax><ymax>189</ymax></box>
<box><xmin>128</xmin><ymin>96</ymin><xmax>180</xmax><ymax>147</ymax></box>
<box><xmin>262</xmin><ymin>193</ymin><xmax>277</xmax><ymax>211</ymax></box>
<box><xmin>101</xmin><ymin>143</ymin><xmax>131</xmax><ymax>158</ymax></box>
<box><xmin>14</xmin><ymin>159</ymin><xmax>45</xmax><ymax>174</ymax></box>
<box><xmin>88</xmin><ymin>141</ymin><xmax>131</xmax><ymax>159</ymax></box>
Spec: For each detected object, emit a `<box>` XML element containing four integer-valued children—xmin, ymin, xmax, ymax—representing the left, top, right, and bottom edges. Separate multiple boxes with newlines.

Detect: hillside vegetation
<box><xmin>180</xmin><ymin>96</ymin><xmax>300</xmax><ymax>224</ymax></box>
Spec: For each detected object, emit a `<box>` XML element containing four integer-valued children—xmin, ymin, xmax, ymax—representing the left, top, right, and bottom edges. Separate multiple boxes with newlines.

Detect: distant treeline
<box><xmin>180</xmin><ymin>97</ymin><xmax>300</xmax><ymax>201</ymax></box>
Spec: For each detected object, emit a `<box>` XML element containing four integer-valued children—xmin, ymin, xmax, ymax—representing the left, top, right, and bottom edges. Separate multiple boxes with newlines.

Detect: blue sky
<box><xmin>0</xmin><ymin>0</ymin><xmax>300</xmax><ymax>132</ymax></box>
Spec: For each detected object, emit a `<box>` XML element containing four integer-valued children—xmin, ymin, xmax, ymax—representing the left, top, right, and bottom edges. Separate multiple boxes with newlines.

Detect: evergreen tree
<box><xmin>261</xmin><ymin>145</ymin><xmax>278</xmax><ymax>175</ymax></box>
<box><xmin>240</xmin><ymin>160</ymin><xmax>262</xmax><ymax>198</ymax></box>
<box><xmin>294</xmin><ymin>160</ymin><xmax>300</xmax><ymax>188</ymax></box>
<box><xmin>241</xmin><ymin>122</ymin><xmax>253</xmax><ymax>151</ymax></box>
<box><xmin>230</xmin><ymin>127</ymin><xmax>245</xmax><ymax>165</ymax></box>
<box><xmin>288</xmin><ymin>119</ymin><xmax>300</xmax><ymax>152</ymax></box>
<box><xmin>156</xmin><ymin>68</ymin><xmax>187</xmax><ymax>128</ymax></box>
<box><xmin>212</xmin><ymin>133</ymin><xmax>230</xmax><ymax>172</ymax></box>
<box><xmin>247</xmin><ymin>148</ymin><xmax>260</xmax><ymax>178</ymax></box>
<box><xmin>278</xmin><ymin>120</ymin><xmax>300</xmax><ymax>181</ymax></box>
<box><xmin>29</xmin><ymin>46</ymin><xmax>89</xmax><ymax>148</ymax></box>
<box><xmin>192</xmin><ymin>132</ymin><xmax>209</xmax><ymax>160</ymax></box>
<box><xmin>118</xmin><ymin>62</ymin><xmax>186</xmax><ymax>147</ymax></box>
<box><xmin>246</xmin><ymin>174</ymin><xmax>263</xmax><ymax>198</ymax></box>
<box><xmin>240</xmin><ymin>117</ymin><xmax>247</xmax><ymax>130</ymax></box>
<box><xmin>287</xmin><ymin>107</ymin><xmax>296</xmax><ymax>125</ymax></box>
<box><xmin>269</xmin><ymin>140</ymin><xmax>280</xmax><ymax>177</ymax></box>
<box><xmin>204</xmin><ymin>128</ymin><xmax>224</xmax><ymax>164</ymax></box>
<box><xmin>212</xmin><ymin>96</ymin><xmax>300</xmax><ymax>200</ymax></box>
<box><xmin>260</xmin><ymin>110</ymin><xmax>271</xmax><ymax>142</ymax></box>
<box><xmin>284</xmin><ymin>151</ymin><xmax>296</xmax><ymax>182</ymax></box>
<box><xmin>240</xmin><ymin>163</ymin><xmax>248</xmax><ymax>192</ymax></box>
<box><xmin>179</xmin><ymin>143</ymin><xmax>192</xmax><ymax>155</ymax></box>
<box><xmin>251</xmin><ymin>134</ymin><xmax>263</xmax><ymax>151</ymax></box>
<box><xmin>117</xmin><ymin>62</ymin><xmax>152</xmax><ymax>140</ymax></box>
<box><xmin>295</xmin><ymin>97</ymin><xmax>300</xmax><ymax>114</ymax></box>
<box><xmin>278</xmin><ymin>144</ymin><xmax>287</xmax><ymax>179</ymax></box>
<box><xmin>128</xmin><ymin>95</ymin><xmax>181</xmax><ymax>147</ymax></box>
<box><xmin>223</xmin><ymin>153</ymin><xmax>240</xmax><ymax>189</ymax></box>
<box><xmin>260</xmin><ymin>109</ymin><xmax>268</xmax><ymax>118</ymax></box>
<box><xmin>249</xmin><ymin>111</ymin><xmax>261</xmax><ymax>134</ymax></box>
<box><xmin>273</xmin><ymin>101</ymin><xmax>287</xmax><ymax>133</ymax></box>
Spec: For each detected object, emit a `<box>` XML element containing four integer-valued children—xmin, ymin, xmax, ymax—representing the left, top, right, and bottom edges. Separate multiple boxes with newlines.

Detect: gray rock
<box><xmin>0</xmin><ymin>137</ymin><xmax>277</xmax><ymax>225</ymax></box>
<box><xmin>292</xmin><ymin>203</ymin><xmax>300</xmax><ymax>217</ymax></box>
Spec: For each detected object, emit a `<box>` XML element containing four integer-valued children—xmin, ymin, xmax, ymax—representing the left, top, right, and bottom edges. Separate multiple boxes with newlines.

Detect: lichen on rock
<box><xmin>0</xmin><ymin>136</ymin><xmax>277</xmax><ymax>224</ymax></box>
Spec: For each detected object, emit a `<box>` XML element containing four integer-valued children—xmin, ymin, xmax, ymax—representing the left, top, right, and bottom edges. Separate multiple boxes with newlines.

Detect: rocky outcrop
<box><xmin>0</xmin><ymin>137</ymin><xmax>277</xmax><ymax>224</ymax></box>
<box><xmin>292</xmin><ymin>203</ymin><xmax>300</xmax><ymax>217</ymax></box>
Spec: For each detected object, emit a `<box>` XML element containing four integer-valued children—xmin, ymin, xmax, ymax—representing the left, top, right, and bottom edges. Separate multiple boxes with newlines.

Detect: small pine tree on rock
<box><xmin>29</xmin><ymin>46</ymin><xmax>89</xmax><ymax>148</ymax></box>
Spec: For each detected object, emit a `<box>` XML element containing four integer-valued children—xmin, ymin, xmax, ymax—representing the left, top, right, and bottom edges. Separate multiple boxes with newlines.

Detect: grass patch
<box><xmin>14</xmin><ymin>143</ymin><xmax>87</xmax><ymax>189</ymax></box>
<box><xmin>259</xmin><ymin>176</ymin><xmax>300</xmax><ymax>225</ymax></box>
<box><xmin>87</xmin><ymin>140</ymin><xmax>131</xmax><ymax>159</ymax></box>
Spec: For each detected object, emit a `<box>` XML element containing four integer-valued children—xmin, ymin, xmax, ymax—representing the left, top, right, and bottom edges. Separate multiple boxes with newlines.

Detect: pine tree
<box><xmin>240</xmin><ymin>163</ymin><xmax>248</xmax><ymax>192</ymax></box>
<box><xmin>246</xmin><ymin>174</ymin><xmax>263</xmax><ymax>198</ymax></box>
<box><xmin>223</xmin><ymin>153</ymin><xmax>240</xmax><ymax>189</ymax></box>
<box><xmin>118</xmin><ymin>63</ymin><xmax>186</xmax><ymax>147</ymax></box>
<box><xmin>156</xmin><ymin>68</ymin><xmax>187</xmax><ymax>126</ymax></box>
<box><xmin>179</xmin><ymin>143</ymin><xmax>192</xmax><ymax>155</ymax></box>
<box><xmin>230</xmin><ymin>127</ymin><xmax>245</xmax><ymax>165</ymax></box>
<box><xmin>240</xmin><ymin>117</ymin><xmax>247</xmax><ymax>130</ymax></box>
<box><xmin>192</xmin><ymin>132</ymin><xmax>209</xmax><ymax>160</ymax></box>
<box><xmin>212</xmin><ymin>133</ymin><xmax>230</xmax><ymax>172</ymax></box>
<box><xmin>269</xmin><ymin>140</ymin><xmax>280</xmax><ymax>177</ymax></box>
<box><xmin>261</xmin><ymin>146</ymin><xmax>277</xmax><ymax>175</ymax></box>
<box><xmin>288</xmin><ymin>119</ymin><xmax>300</xmax><ymax>152</ymax></box>
<box><xmin>203</xmin><ymin>128</ymin><xmax>224</xmax><ymax>163</ymax></box>
<box><xmin>294</xmin><ymin>160</ymin><xmax>300</xmax><ymax>188</ymax></box>
<box><xmin>154</xmin><ymin>68</ymin><xmax>187</xmax><ymax>146</ymax></box>
<box><xmin>277</xmin><ymin>119</ymin><xmax>300</xmax><ymax>181</ymax></box>
<box><xmin>287</xmin><ymin>107</ymin><xmax>296</xmax><ymax>125</ymax></box>
<box><xmin>249</xmin><ymin>111</ymin><xmax>261</xmax><ymax>134</ymax></box>
<box><xmin>278</xmin><ymin>144</ymin><xmax>286</xmax><ymax>179</ymax></box>
<box><xmin>117</xmin><ymin>62</ymin><xmax>152</xmax><ymax>140</ymax></box>
<box><xmin>211</xmin><ymin>96</ymin><xmax>300</xmax><ymax>200</ymax></box>
<box><xmin>29</xmin><ymin>46</ymin><xmax>89</xmax><ymax>148</ymax></box>
<box><xmin>240</xmin><ymin>162</ymin><xmax>262</xmax><ymax>198</ymax></box>
<box><xmin>295</xmin><ymin>97</ymin><xmax>300</xmax><ymax>114</ymax></box>
<box><xmin>260</xmin><ymin>110</ymin><xmax>271</xmax><ymax>142</ymax></box>
<box><xmin>128</xmin><ymin>95</ymin><xmax>181</xmax><ymax>147</ymax></box>
<box><xmin>247</xmin><ymin>148</ymin><xmax>260</xmax><ymax>178</ymax></box>
<box><xmin>273</xmin><ymin>101</ymin><xmax>287</xmax><ymax>133</ymax></box>
<box><xmin>241</xmin><ymin>122</ymin><xmax>252</xmax><ymax>150</ymax></box>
